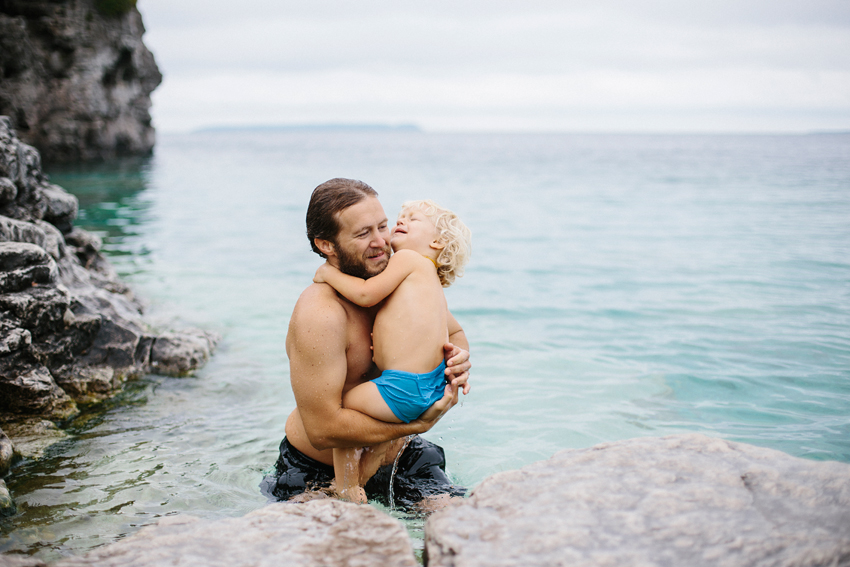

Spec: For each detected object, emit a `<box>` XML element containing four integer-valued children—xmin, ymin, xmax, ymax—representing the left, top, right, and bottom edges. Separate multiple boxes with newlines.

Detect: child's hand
<box><xmin>313</xmin><ymin>263</ymin><xmax>330</xmax><ymax>284</ymax></box>
<box><xmin>313</xmin><ymin>262</ymin><xmax>339</xmax><ymax>284</ymax></box>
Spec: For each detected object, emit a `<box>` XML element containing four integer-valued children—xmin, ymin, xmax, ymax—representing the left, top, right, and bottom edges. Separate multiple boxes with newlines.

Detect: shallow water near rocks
<box><xmin>1</xmin><ymin>131</ymin><xmax>849</xmax><ymax>562</ymax></box>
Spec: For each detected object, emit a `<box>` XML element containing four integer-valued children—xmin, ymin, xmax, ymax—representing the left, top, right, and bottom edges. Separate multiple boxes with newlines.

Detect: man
<box><xmin>262</xmin><ymin>178</ymin><xmax>471</xmax><ymax>508</ymax></box>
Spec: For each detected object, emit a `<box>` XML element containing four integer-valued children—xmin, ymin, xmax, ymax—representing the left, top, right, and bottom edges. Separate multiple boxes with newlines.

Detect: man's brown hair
<box><xmin>306</xmin><ymin>178</ymin><xmax>378</xmax><ymax>258</ymax></box>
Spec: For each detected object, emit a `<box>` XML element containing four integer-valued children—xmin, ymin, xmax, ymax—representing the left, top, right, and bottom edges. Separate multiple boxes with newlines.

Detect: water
<box><xmin>388</xmin><ymin>435</ymin><xmax>414</xmax><ymax>511</ymax></box>
<box><xmin>1</xmin><ymin>131</ymin><xmax>849</xmax><ymax>561</ymax></box>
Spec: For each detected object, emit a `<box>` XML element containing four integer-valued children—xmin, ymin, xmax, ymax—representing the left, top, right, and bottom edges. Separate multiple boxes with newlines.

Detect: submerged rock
<box><xmin>425</xmin><ymin>433</ymin><xmax>850</xmax><ymax>567</ymax></box>
<box><xmin>0</xmin><ymin>478</ymin><xmax>15</xmax><ymax>517</ymax></box>
<box><xmin>0</xmin><ymin>0</ymin><xmax>162</xmax><ymax>163</ymax></box>
<box><xmin>0</xmin><ymin>428</ymin><xmax>13</xmax><ymax>475</ymax></box>
<box><xmin>150</xmin><ymin>330</ymin><xmax>219</xmax><ymax>377</ymax></box>
<box><xmin>0</xmin><ymin>418</ymin><xmax>67</xmax><ymax>461</ymax></box>
<box><xmin>51</xmin><ymin>500</ymin><xmax>417</xmax><ymax>567</ymax></box>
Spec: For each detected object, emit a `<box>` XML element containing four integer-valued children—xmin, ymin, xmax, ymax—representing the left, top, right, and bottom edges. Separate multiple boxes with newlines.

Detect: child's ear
<box><xmin>430</xmin><ymin>239</ymin><xmax>446</xmax><ymax>251</ymax></box>
<box><xmin>314</xmin><ymin>238</ymin><xmax>335</xmax><ymax>257</ymax></box>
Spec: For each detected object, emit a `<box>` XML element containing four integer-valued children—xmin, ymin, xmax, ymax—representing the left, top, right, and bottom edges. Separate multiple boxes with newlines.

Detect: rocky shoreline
<box><xmin>0</xmin><ymin>117</ymin><xmax>217</xmax><ymax>517</ymax></box>
<box><xmin>1</xmin><ymin>434</ymin><xmax>847</xmax><ymax>566</ymax></box>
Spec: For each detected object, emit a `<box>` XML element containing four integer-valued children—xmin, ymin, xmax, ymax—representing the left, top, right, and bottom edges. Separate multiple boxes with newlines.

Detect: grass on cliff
<box><xmin>95</xmin><ymin>0</ymin><xmax>137</xmax><ymax>17</ymax></box>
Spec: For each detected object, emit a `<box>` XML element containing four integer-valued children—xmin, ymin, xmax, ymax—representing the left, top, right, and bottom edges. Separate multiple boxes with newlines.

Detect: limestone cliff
<box><xmin>0</xmin><ymin>0</ymin><xmax>161</xmax><ymax>163</ymax></box>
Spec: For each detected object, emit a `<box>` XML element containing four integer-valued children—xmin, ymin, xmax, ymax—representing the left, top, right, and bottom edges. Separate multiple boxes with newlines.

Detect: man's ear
<box><xmin>314</xmin><ymin>238</ymin><xmax>335</xmax><ymax>257</ymax></box>
<box><xmin>430</xmin><ymin>239</ymin><xmax>446</xmax><ymax>251</ymax></box>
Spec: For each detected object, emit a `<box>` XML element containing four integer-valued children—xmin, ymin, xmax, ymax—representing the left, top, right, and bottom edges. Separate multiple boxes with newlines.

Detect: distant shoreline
<box><xmin>193</xmin><ymin>123</ymin><xmax>422</xmax><ymax>134</ymax></box>
<box><xmin>185</xmin><ymin>125</ymin><xmax>849</xmax><ymax>137</ymax></box>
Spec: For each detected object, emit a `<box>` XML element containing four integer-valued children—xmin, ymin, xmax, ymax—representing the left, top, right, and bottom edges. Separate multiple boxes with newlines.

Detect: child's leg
<box><xmin>343</xmin><ymin>381</ymin><xmax>401</xmax><ymax>423</ymax></box>
<box><xmin>331</xmin><ymin>382</ymin><xmax>403</xmax><ymax>502</ymax></box>
<box><xmin>357</xmin><ymin>437</ymin><xmax>408</xmax><ymax>484</ymax></box>
<box><xmin>332</xmin><ymin>439</ymin><xmax>403</xmax><ymax>503</ymax></box>
<box><xmin>333</xmin><ymin>446</ymin><xmax>367</xmax><ymax>503</ymax></box>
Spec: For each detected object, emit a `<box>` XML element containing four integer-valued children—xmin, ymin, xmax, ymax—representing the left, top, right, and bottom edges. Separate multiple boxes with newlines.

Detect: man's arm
<box><xmin>287</xmin><ymin>287</ymin><xmax>440</xmax><ymax>451</ymax></box>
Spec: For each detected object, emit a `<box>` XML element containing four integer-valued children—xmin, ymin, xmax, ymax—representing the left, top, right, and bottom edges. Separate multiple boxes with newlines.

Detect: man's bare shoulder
<box><xmin>291</xmin><ymin>283</ymin><xmax>347</xmax><ymax>327</ymax></box>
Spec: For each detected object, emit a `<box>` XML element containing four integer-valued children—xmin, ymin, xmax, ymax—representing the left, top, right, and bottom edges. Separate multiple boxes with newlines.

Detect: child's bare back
<box><xmin>371</xmin><ymin>248</ymin><xmax>447</xmax><ymax>374</ymax></box>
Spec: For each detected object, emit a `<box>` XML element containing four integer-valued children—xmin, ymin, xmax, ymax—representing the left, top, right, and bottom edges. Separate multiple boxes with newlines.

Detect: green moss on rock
<box><xmin>95</xmin><ymin>0</ymin><xmax>137</xmax><ymax>17</ymax></box>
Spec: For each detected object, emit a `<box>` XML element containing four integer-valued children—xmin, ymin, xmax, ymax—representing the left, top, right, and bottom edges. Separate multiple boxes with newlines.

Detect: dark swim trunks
<box><xmin>259</xmin><ymin>435</ymin><xmax>466</xmax><ymax>509</ymax></box>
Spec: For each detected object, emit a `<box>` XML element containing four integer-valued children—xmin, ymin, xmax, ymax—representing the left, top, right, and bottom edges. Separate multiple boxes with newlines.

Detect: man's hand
<box><xmin>443</xmin><ymin>342</ymin><xmax>471</xmax><ymax>395</ymax></box>
<box><xmin>408</xmin><ymin>343</ymin><xmax>470</xmax><ymax>433</ymax></box>
<box><xmin>411</xmin><ymin>380</ymin><xmax>460</xmax><ymax>431</ymax></box>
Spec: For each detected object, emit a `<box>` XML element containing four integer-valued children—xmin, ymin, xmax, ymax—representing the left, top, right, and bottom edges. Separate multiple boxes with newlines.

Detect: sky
<box><xmin>136</xmin><ymin>0</ymin><xmax>850</xmax><ymax>134</ymax></box>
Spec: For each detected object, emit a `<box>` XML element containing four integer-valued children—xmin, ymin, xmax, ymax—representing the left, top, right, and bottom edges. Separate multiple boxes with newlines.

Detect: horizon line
<box><xmin>178</xmin><ymin>123</ymin><xmax>850</xmax><ymax>137</ymax></box>
<box><xmin>193</xmin><ymin>123</ymin><xmax>422</xmax><ymax>134</ymax></box>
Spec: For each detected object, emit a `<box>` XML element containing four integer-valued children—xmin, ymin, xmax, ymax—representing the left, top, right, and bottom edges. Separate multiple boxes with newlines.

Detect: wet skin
<box><xmin>285</xmin><ymin>197</ymin><xmax>470</xmax><ymax>467</ymax></box>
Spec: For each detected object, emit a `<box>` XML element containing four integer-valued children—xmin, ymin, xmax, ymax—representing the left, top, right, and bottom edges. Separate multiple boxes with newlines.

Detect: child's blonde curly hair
<box><xmin>400</xmin><ymin>199</ymin><xmax>471</xmax><ymax>287</ymax></box>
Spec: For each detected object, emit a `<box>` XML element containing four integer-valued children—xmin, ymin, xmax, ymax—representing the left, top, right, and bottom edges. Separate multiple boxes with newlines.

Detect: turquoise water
<box><xmin>2</xmin><ymin>131</ymin><xmax>849</xmax><ymax>561</ymax></box>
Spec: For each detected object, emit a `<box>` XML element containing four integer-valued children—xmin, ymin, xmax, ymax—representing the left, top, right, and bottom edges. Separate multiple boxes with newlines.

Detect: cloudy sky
<box><xmin>137</xmin><ymin>0</ymin><xmax>850</xmax><ymax>133</ymax></box>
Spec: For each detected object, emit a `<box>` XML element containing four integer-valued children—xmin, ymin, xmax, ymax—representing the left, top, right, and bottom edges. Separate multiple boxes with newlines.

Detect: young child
<box><xmin>313</xmin><ymin>199</ymin><xmax>472</xmax><ymax>503</ymax></box>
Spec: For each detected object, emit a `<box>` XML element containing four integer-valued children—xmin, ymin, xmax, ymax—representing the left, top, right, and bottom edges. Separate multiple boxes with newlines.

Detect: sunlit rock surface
<box><xmin>425</xmin><ymin>433</ymin><xmax>850</xmax><ymax>567</ymax></box>
<box><xmin>0</xmin><ymin>0</ymin><xmax>161</xmax><ymax>163</ymax></box>
<box><xmin>46</xmin><ymin>500</ymin><xmax>417</xmax><ymax>567</ymax></box>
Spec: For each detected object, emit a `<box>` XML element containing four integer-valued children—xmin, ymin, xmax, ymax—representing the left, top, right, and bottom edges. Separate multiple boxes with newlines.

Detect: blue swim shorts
<box><xmin>372</xmin><ymin>361</ymin><xmax>448</xmax><ymax>423</ymax></box>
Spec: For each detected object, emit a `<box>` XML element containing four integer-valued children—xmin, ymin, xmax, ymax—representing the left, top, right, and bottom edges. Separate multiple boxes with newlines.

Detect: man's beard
<box><xmin>335</xmin><ymin>241</ymin><xmax>391</xmax><ymax>279</ymax></box>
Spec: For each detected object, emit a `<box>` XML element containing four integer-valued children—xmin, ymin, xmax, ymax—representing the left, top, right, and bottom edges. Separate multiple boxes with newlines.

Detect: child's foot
<box><xmin>336</xmin><ymin>485</ymin><xmax>367</xmax><ymax>504</ymax></box>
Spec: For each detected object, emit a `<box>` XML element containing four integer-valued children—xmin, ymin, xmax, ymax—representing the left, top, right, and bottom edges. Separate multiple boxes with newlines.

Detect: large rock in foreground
<box><xmin>425</xmin><ymin>434</ymin><xmax>850</xmax><ymax>567</ymax></box>
<box><xmin>0</xmin><ymin>0</ymin><xmax>162</xmax><ymax>163</ymax></box>
<box><xmin>48</xmin><ymin>500</ymin><xmax>417</xmax><ymax>567</ymax></box>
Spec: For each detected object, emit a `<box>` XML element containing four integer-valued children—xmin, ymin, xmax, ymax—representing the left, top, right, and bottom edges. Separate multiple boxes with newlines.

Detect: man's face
<box><xmin>331</xmin><ymin>197</ymin><xmax>392</xmax><ymax>279</ymax></box>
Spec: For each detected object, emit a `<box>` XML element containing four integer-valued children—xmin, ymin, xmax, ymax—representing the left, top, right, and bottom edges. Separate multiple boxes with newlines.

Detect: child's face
<box><xmin>391</xmin><ymin>207</ymin><xmax>441</xmax><ymax>253</ymax></box>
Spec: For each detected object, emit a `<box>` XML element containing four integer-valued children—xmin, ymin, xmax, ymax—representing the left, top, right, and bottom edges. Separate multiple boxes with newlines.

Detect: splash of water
<box><xmin>388</xmin><ymin>435</ymin><xmax>414</xmax><ymax>510</ymax></box>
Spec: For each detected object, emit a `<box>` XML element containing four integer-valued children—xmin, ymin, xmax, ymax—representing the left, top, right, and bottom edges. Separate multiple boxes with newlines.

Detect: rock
<box><xmin>52</xmin><ymin>500</ymin><xmax>418</xmax><ymax>567</ymax></box>
<box><xmin>37</xmin><ymin>184</ymin><xmax>78</xmax><ymax>234</ymax></box>
<box><xmin>0</xmin><ymin>555</ymin><xmax>47</xmax><ymax>567</ymax></box>
<box><xmin>0</xmin><ymin>478</ymin><xmax>15</xmax><ymax>517</ymax></box>
<box><xmin>0</xmin><ymin>119</ymin><xmax>49</xmax><ymax>213</ymax></box>
<box><xmin>64</xmin><ymin>228</ymin><xmax>102</xmax><ymax>269</ymax></box>
<box><xmin>0</xmin><ymin>215</ymin><xmax>46</xmax><ymax>247</ymax></box>
<box><xmin>0</xmin><ymin>427</ymin><xmax>14</xmax><ymax>475</ymax></box>
<box><xmin>425</xmin><ymin>434</ymin><xmax>850</xmax><ymax>567</ymax></box>
<box><xmin>0</xmin><ymin>242</ymin><xmax>57</xmax><ymax>293</ymax></box>
<box><xmin>150</xmin><ymin>330</ymin><xmax>220</xmax><ymax>377</ymax></box>
<box><xmin>0</xmin><ymin>321</ymin><xmax>31</xmax><ymax>357</ymax></box>
<box><xmin>52</xmin><ymin>365</ymin><xmax>123</xmax><ymax>404</ymax></box>
<box><xmin>32</xmin><ymin>220</ymin><xmax>66</xmax><ymax>261</ymax></box>
<box><xmin>0</xmin><ymin>286</ymin><xmax>69</xmax><ymax>338</ymax></box>
<box><xmin>0</xmin><ymin>120</ymin><xmax>217</xmax><ymax>422</ymax></box>
<box><xmin>0</xmin><ymin>176</ymin><xmax>16</xmax><ymax>204</ymax></box>
<box><xmin>0</xmin><ymin>418</ymin><xmax>68</xmax><ymax>460</ymax></box>
<box><xmin>0</xmin><ymin>361</ymin><xmax>76</xmax><ymax>419</ymax></box>
<box><xmin>0</xmin><ymin>1</ymin><xmax>162</xmax><ymax>163</ymax></box>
